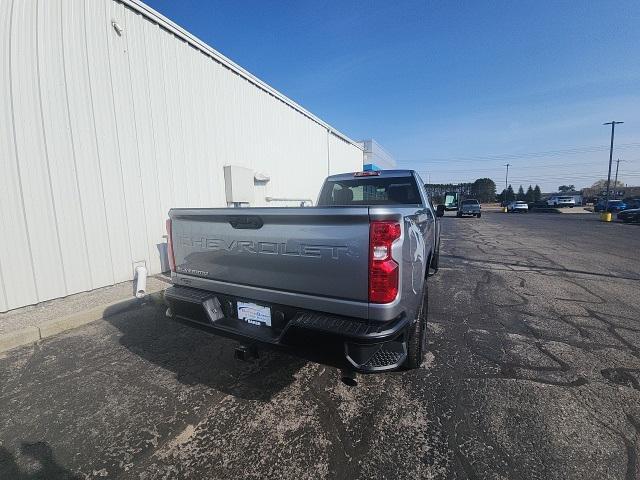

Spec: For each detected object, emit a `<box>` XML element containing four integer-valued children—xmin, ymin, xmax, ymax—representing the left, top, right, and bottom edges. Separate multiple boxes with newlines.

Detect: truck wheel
<box><xmin>456</xmin><ymin>212</ymin><xmax>462</xmax><ymax>218</ymax></box>
<box><xmin>404</xmin><ymin>284</ymin><xmax>428</xmax><ymax>369</ymax></box>
<box><xmin>477</xmin><ymin>212</ymin><xmax>482</xmax><ymax>218</ymax></box>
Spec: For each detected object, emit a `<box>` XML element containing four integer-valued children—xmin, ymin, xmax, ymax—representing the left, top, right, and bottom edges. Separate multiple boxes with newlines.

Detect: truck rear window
<box><xmin>318</xmin><ymin>177</ymin><xmax>421</xmax><ymax>206</ymax></box>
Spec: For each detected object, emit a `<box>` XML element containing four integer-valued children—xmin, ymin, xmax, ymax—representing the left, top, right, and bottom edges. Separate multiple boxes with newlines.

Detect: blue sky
<box><xmin>146</xmin><ymin>0</ymin><xmax>640</xmax><ymax>191</ymax></box>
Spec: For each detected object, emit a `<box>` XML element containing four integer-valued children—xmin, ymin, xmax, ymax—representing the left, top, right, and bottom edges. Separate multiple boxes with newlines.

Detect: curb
<box><xmin>0</xmin><ymin>290</ymin><xmax>165</xmax><ymax>354</ymax></box>
<box><xmin>0</xmin><ymin>326</ymin><xmax>41</xmax><ymax>353</ymax></box>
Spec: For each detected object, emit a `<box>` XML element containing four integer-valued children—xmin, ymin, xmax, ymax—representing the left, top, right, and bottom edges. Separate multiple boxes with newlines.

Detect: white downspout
<box><xmin>135</xmin><ymin>265</ymin><xmax>147</xmax><ymax>299</ymax></box>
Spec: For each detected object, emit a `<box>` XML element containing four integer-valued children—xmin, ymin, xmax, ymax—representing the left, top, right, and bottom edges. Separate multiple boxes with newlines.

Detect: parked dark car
<box><xmin>618</xmin><ymin>208</ymin><xmax>640</xmax><ymax>224</ymax></box>
<box><xmin>594</xmin><ymin>199</ymin><xmax>628</xmax><ymax>213</ymax></box>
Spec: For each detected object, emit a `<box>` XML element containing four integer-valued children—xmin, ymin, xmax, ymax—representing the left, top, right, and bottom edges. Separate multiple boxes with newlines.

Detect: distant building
<box><xmin>359</xmin><ymin>139</ymin><xmax>396</xmax><ymax>171</ymax></box>
<box><xmin>544</xmin><ymin>192</ymin><xmax>583</xmax><ymax>206</ymax></box>
<box><xmin>581</xmin><ymin>184</ymin><xmax>640</xmax><ymax>202</ymax></box>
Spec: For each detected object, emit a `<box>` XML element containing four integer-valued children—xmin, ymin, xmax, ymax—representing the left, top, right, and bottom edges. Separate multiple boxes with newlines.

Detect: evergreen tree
<box><xmin>525</xmin><ymin>185</ymin><xmax>535</xmax><ymax>203</ymax></box>
<box><xmin>533</xmin><ymin>185</ymin><xmax>542</xmax><ymax>202</ymax></box>
<box><xmin>517</xmin><ymin>185</ymin><xmax>525</xmax><ymax>201</ymax></box>
<box><xmin>506</xmin><ymin>185</ymin><xmax>515</xmax><ymax>202</ymax></box>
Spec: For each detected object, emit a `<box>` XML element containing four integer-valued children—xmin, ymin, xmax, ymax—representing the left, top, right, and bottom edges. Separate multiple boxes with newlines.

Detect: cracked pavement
<box><xmin>0</xmin><ymin>212</ymin><xmax>639</xmax><ymax>479</ymax></box>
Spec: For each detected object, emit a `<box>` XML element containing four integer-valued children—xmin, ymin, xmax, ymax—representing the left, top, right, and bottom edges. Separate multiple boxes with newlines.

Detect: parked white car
<box><xmin>508</xmin><ymin>201</ymin><xmax>529</xmax><ymax>213</ymax></box>
<box><xmin>547</xmin><ymin>196</ymin><xmax>576</xmax><ymax>208</ymax></box>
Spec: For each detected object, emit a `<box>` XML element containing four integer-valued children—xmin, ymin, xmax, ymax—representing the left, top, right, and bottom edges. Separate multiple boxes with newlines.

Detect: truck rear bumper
<box><xmin>164</xmin><ymin>285</ymin><xmax>410</xmax><ymax>373</ymax></box>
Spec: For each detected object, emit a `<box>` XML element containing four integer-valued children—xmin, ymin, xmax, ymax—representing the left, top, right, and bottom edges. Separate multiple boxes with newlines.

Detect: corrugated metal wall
<box><xmin>0</xmin><ymin>0</ymin><xmax>363</xmax><ymax>312</ymax></box>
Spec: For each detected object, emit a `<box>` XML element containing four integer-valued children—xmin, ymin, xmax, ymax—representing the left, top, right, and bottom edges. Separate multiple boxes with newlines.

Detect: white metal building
<box><xmin>0</xmin><ymin>0</ymin><xmax>363</xmax><ymax>312</ymax></box>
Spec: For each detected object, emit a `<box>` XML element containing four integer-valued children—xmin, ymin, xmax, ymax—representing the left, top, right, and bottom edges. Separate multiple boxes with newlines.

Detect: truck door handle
<box><xmin>227</xmin><ymin>216</ymin><xmax>264</xmax><ymax>229</ymax></box>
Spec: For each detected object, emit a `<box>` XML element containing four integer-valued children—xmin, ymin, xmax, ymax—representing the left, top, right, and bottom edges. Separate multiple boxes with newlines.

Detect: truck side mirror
<box><xmin>436</xmin><ymin>205</ymin><xmax>445</xmax><ymax>217</ymax></box>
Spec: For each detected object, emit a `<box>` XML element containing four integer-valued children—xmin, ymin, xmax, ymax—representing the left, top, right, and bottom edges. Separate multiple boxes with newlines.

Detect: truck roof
<box><xmin>326</xmin><ymin>169</ymin><xmax>415</xmax><ymax>182</ymax></box>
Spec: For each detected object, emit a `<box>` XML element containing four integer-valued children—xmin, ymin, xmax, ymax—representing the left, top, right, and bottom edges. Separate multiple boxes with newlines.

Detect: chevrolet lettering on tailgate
<box><xmin>179</xmin><ymin>236</ymin><xmax>349</xmax><ymax>260</ymax></box>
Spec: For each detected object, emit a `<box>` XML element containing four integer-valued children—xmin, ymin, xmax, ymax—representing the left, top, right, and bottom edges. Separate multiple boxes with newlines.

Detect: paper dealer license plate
<box><xmin>237</xmin><ymin>301</ymin><xmax>272</xmax><ymax>327</ymax></box>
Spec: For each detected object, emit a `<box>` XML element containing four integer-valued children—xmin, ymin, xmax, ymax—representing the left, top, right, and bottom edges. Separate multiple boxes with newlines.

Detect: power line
<box><xmin>398</xmin><ymin>142</ymin><xmax>640</xmax><ymax>165</ymax></box>
<box><xmin>507</xmin><ymin>172</ymin><xmax>640</xmax><ymax>181</ymax></box>
<box><xmin>417</xmin><ymin>170</ymin><xmax>640</xmax><ymax>179</ymax></box>
<box><xmin>416</xmin><ymin>159</ymin><xmax>627</xmax><ymax>174</ymax></box>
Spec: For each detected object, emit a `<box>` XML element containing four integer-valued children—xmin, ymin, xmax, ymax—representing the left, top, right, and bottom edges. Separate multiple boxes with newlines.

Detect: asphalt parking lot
<box><xmin>1</xmin><ymin>212</ymin><xmax>639</xmax><ymax>479</ymax></box>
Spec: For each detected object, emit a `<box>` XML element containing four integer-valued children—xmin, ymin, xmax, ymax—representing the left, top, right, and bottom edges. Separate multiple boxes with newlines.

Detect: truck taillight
<box><xmin>166</xmin><ymin>219</ymin><xmax>176</xmax><ymax>272</ymax></box>
<box><xmin>369</xmin><ymin>221</ymin><xmax>400</xmax><ymax>303</ymax></box>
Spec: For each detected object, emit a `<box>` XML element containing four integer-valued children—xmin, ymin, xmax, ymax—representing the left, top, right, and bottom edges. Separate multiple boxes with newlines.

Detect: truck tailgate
<box><xmin>170</xmin><ymin>208</ymin><xmax>370</xmax><ymax>302</ymax></box>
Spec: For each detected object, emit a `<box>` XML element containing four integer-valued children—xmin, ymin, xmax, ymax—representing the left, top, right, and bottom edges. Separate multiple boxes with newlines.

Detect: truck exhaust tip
<box><xmin>340</xmin><ymin>368</ymin><xmax>358</xmax><ymax>387</ymax></box>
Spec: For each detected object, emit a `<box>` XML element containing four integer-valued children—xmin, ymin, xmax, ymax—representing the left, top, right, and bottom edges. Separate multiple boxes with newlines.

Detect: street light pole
<box><xmin>603</xmin><ymin>121</ymin><xmax>623</xmax><ymax>211</ymax></box>
<box><xmin>504</xmin><ymin>163</ymin><xmax>510</xmax><ymax>201</ymax></box>
<box><xmin>613</xmin><ymin>159</ymin><xmax>624</xmax><ymax>199</ymax></box>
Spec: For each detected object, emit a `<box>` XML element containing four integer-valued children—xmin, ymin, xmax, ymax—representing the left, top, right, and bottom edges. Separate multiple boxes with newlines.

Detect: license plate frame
<box><xmin>237</xmin><ymin>301</ymin><xmax>272</xmax><ymax>327</ymax></box>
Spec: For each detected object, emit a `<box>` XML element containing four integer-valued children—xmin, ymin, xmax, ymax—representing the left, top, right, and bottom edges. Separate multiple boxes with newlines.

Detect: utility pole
<box><xmin>613</xmin><ymin>159</ymin><xmax>624</xmax><ymax>199</ymax></box>
<box><xmin>603</xmin><ymin>121</ymin><xmax>623</xmax><ymax>211</ymax></box>
<box><xmin>504</xmin><ymin>163</ymin><xmax>510</xmax><ymax>201</ymax></box>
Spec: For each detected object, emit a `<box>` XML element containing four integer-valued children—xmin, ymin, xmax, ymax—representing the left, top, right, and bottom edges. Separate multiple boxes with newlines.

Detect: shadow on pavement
<box><xmin>102</xmin><ymin>299</ymin><xmax>326</xmax><ymax>402</ymax></box>
<box><xmin>0</xmin><ymin>442</ymin><xmax>81</xmax><ymax>480</ymax></box>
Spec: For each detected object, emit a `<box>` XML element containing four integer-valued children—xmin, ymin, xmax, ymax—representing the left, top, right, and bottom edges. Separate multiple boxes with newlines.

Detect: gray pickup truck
<box><xmin>164</xmin><ymin>170</ymin><xmax>440</xmax><ymax>372</ymax></box>
<box><xmin>457</xmin><ymin>199</ymin><xmax>482</xmax><ymax>218</ymax></box>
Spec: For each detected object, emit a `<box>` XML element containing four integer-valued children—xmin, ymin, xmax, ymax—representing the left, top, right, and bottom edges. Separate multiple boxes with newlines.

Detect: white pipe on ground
<box><xmin>135</xmin><ymin>265</ymin><xmax>147</xmax><ymax>299</ymax></box>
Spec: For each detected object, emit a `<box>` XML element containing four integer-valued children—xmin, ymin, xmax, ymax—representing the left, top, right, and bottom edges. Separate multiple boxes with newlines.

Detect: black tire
<box><xmin>477</xmin><ymin>212</ymin><xmax>482</xmax><ymax>218</ymax></box>
<box><xmin>404</xmin><ymin>283</ymin><xmax>428</xmax><ymax>369</ymax></box>
<box><xmin>456</xmin><ymin>212</ymin><xmax>462</xmax><ymax>218</ymax></box>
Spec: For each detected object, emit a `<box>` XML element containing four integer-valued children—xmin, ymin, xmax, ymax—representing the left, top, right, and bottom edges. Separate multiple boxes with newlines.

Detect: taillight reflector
<box><xmin>369</xmin><ymin>221</ymin><xmax>400</xmax><ymax>303</ymax></box>
<box><xmin>166</xmin><ymin>219</ymin><xmax>176</xmax><ymax>272</ymax></box>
